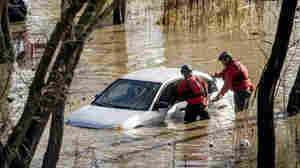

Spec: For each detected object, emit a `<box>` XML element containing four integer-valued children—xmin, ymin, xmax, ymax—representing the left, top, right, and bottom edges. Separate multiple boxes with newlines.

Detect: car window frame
<box><xmin>152</xmin><ymin>78</ymin><xmax>182</xmax><ymax>111</ymax></box>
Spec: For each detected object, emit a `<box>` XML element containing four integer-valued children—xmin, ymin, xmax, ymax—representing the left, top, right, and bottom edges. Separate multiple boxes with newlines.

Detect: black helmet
<box><xmin>180</xmin><ymin>64</ymin><xmax>192</xmax><ymax>75</ymax></box>
<box><xmin>218</xmin><ymin>51</ymin><xmax>232</xmax><ymax>62</ymax></box>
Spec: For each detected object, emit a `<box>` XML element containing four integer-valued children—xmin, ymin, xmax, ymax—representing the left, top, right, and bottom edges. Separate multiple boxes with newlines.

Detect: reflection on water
<box><xmin>6</xmin><ymin>0</ymin><xmax>300</xmax><ymax>168</ymax></box>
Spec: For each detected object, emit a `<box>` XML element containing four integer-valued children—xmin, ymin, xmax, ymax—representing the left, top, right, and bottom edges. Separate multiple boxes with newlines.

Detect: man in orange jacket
<box><xmin>212</xmin><ymin>51</ymin><xmax>254</xmax><ymax>112</ymax></box>
<box><xmin>176</xmin><ymin>65</ymin><xmax>210</xmax><ymax>124</ymax></box>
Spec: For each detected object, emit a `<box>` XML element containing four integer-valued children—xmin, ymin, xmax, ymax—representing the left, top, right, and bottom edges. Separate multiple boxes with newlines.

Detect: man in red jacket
<box><xmin>176</xmin><ymin>65</ymin><xmax>210</xmax><ymax>123</ymax></box>
<box><xmin>212</xmin><ymin>51</ymin><xmax>254</xmax><ymax>112</ymax></box>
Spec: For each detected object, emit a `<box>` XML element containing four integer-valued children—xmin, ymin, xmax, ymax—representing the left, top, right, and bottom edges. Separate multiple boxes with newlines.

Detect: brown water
<box><xmin>8</xmin><ymin>0</ymin><xmax>300</xmax><ymax>168</ymax></box>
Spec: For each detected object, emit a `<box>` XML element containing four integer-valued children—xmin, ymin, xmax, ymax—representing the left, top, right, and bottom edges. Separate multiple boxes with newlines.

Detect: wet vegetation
<box><xmin>160</xmin><ymin>0</ymin><xmax>263</xmax><ymax>34</ymax></box>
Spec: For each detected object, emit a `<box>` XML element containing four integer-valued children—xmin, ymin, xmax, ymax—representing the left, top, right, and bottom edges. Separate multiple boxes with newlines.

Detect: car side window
<box><xmin>154</xmin><ymin>80</ymin><xmax>181</xmax><ymax>110</ymax></box>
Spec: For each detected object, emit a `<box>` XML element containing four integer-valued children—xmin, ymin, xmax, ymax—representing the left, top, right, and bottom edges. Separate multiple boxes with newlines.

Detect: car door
<box><xmin>152</xmin><ymin>79</ymin><xmax>186</xmax><ymax>121</ymax></box>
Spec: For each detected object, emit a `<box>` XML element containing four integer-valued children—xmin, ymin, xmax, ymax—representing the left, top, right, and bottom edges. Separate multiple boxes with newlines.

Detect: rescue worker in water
<box><xmin>212</xmin><ymin>51</ymin><xmax>254</xmax><ymax>112</ymax></box>
<box><xmin>176</xmin><ymin>65</ymin><xmax>210</xmax><ymax>124</ymax></box>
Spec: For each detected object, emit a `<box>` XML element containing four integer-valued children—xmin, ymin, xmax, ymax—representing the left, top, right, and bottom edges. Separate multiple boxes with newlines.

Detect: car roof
<box><xmin>121</xmin><ymin>67</ymin><xmax>182</xmax><ymax>83</ymax></box>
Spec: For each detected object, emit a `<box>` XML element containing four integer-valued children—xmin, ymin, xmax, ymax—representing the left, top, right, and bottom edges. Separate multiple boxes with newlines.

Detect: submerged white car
<box><xmin>65</xmin><ymin>67</ymin><xmax>223</xmax><ymax>130</ymax></box>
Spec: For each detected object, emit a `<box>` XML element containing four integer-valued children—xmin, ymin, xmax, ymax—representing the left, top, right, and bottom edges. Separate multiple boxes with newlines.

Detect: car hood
<box><xmin>65</xmin><ymin>104</ymin><xmax>143</xmax><ymax>129</ymax></box>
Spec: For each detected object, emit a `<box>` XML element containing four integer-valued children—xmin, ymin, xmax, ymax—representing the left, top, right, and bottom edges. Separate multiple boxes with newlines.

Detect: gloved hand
<box><xmin>211</xmin><ymin>94</ymin><xmax>222</xmax><ymax>103</ymax></box>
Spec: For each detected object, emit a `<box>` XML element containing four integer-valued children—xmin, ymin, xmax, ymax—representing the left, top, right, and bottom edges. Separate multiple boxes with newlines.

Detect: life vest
<box><xmin>226</xmin><ymin>60</ymin><xmax>253</xmax><ymax>92</ymax></box>
<box><xmin>177</xmin><ymin>75</ymin><xmax>208</xmax><ymax>106</ymax></box>
<box><xmin>231</xmin><ymin>61</ymin><xmax>247</xmax><ymax>87</ymax></box>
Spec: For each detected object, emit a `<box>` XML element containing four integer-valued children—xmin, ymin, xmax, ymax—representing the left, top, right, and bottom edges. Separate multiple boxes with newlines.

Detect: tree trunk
<box><xmin>5</xmin><ymin>1</ymin><xmax>87</xmax><ymax>167</ymax></box>
<box><xmin>0</xmin><ymin>142</ymin><xmax>8</xmax><ymax>168</ymax></box>
<box><xmin>40</xmin><ymin>20</ymin><xmax>79</xmax><ymax>168</ymax></box>
<box><xmin>41</xmin><ymin>104</ymin><xmax>65</xmax><ymax>168</ymax></box>
<box><xmin>113</xmin><ymin>0</ymin><xmax>126</xmax><ymax>24</ymax></box>
<box><xmin>0</xmin><ymin>0</ymin><xmax>14</xmax><ymax>126</ymax></box>
<box><xmin>41</xmin><ymin>1</ymin><xmax>118</xmax><ymax>166</ymax></box>
<box><xmin>287</xmin><ymin>66</ymin><xmax>300</xmax><ymax>116</ymax></box>
<box><xmin>0</xmin><ymin>0</ymin><xmax>13</xmax><ymax>62</ymax></box>
<box><xmin>6</xmin><ymin>1</ymin><xmax>118</xmax><ymax>167</ymax></box>
<box><xmin>0</xmin><ymin>1</ymin><xmax>15</xmax><ymax>167</ymax></box>
<box><xmin>257</xmin><ymin>0</ymin><xmax>298</xmax><ymax>168</ymax></box>
<box><xmin>120</xmin><ymin>0</ymin><xmax>126</xmax><ymax>23</ymax></box>
<box><xmin>1</xmin><ymin>0</ymin><xmax>118</xmax><ymax>167</ymax></box>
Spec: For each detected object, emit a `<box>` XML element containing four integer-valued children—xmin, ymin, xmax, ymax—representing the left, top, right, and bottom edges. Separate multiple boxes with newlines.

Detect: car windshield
<box><xmin>92</xmin><ymin>79</ymin><xmax>161</xmax><ymax>111</ymax></box>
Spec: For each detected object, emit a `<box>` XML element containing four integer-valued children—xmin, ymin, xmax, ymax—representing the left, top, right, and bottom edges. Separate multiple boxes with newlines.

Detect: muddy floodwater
<box><xmin>7</xmin><ymin>0</ymin><xmax>300</xmax><ymax>168</ymax></box>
